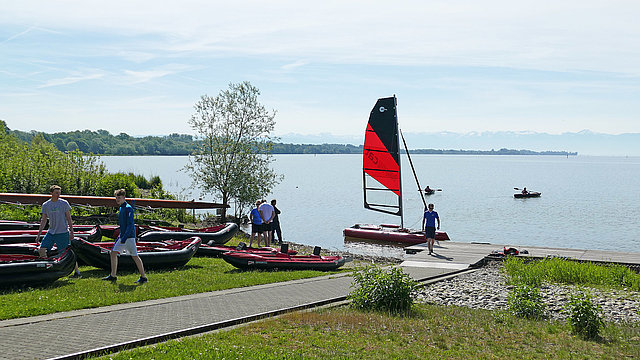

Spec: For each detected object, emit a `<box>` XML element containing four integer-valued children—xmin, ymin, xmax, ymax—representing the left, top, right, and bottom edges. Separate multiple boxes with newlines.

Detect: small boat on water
<box><xmin>0</xmin><ymin>225</ymin><xmax>102</xmax><ymax>244</ymax></box>
<box><xmin>196</xmin><ymin>242</ymin><xmax>297</xmax><ymax>257</ymax></box>
<box><xmin>514</xmin><ymin>192</ymin><xmax>541</xmax><ymax>198</ymax></box>
<box><xmin>0</xmin><ymin>248</ymin><xmax>76</xmax><ymax>287</ymax></box>
<box><xmin>344</xmin><ymin>224</ymin><xmax>449</xmax><ymax>245</ymax></box>
<box><xmin>345</xmin><ymin>96</ymin><xmax>450</xmax><ymax>245</ymax></box>
<box><xmin>221</xmin><ymin>250</ymin><xmax>347</xmax><ymax>271</ymax></box>
<box><xmin>71</xmin><ymin>237</ymin><xmax>201</xmax><ymax>270</ymax></box>
<box><xmin>137</xmin><ymin>223</ymin><xmax>239</xmax><ymax>245</ymax></box>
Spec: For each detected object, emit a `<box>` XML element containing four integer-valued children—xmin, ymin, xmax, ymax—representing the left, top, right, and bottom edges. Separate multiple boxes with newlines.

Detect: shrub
<box><xmin>507</xmin><ymin>283</ymin><xmax>547</xmax><ymax>320</ymax></box>
<box><xmin>348</xmin><ymin>265</ymin><xmax>418</xmax><ymax>313</ymax></box>
<box><xmin>565</xmin><ymin>291</ymin><xmax>604</xmax><ymax>340</ymax></box>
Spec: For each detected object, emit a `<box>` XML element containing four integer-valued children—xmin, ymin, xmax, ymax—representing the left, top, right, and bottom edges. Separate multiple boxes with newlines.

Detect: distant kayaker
<box><xmin>425</xmin><ymin>185</ymin><xmax>432</xmax><ymax>192</ymax></box>
<box><xmin>271</xmin><ymin>199</ymin><xmax>283</xmax><ymax>245</ymax></box>
<box><xmin>36</xmin><ymin>185</ymin><xmax>81</xmax><ymax>278</ymax></box>
<box><xmin>421</xmin><ymin>203</ymin><xmax>440</xmax><ymax>255</ymax></box>
<box><xmin>249</xmin><ymin>200</ymin><xmax>264</xmax><ymax>248</ymax></box>
<box><xmin>102</xmin><ymin>189</ymin><xmax>147</xmax><ymax>284</ymax></box>
<box><xmin>521</xmin><ymin>187</ymin><xmax>529</xmax><ymax>195</ymax></box>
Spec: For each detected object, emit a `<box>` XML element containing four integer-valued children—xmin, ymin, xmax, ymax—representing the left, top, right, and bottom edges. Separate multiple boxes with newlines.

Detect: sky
<box><xmin>1</xmin><ymin>1</ymin><xmax>639</xmax><ymax>139</ymax></box>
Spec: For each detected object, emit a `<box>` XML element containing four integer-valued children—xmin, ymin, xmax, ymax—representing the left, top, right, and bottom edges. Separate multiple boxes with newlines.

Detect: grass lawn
<box><xmin>0</xmin><ymin>256</ymin><xmax>345</xmax><ymax>320</ymax></box>
<box><xmin>92</xmin><ymin>304</ymin><xmax>640</xmax><ymax>359</ymax></box>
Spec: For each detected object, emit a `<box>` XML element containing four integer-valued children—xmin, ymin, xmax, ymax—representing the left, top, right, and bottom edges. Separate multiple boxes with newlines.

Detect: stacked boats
<box><xmin>0</xmin><ymin>221</ymin><xmax>241</xmax><ymax>287</ymax></box>
<box><xmin>0</xmin><ymin>218</ymin><xmax>348</xmax><ymax>287</ymax></box>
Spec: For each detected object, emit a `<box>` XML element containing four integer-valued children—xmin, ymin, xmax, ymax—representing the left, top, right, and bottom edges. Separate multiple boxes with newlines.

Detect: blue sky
<box><xmin>1</xmin><ymin>1</ymin><xmax>639</xmax><ymax>138</ymax></box>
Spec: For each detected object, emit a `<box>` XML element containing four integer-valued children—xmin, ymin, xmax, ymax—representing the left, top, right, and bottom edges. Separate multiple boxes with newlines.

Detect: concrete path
<box><xmin>3</xmin><ymin>241</ymin><xmax>639</xmax><ymax>360</ymax></box>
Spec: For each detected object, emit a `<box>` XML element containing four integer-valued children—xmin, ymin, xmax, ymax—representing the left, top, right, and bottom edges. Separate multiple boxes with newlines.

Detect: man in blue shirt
<box><xmin>102</xmin><ymin>189</ymin><xmax>147</xmax><ymax>284</ymax></box>
<box><xmin>421</xmin><ymin>203</ymin><xmax>440</xmax><ymax>255</ymax></box>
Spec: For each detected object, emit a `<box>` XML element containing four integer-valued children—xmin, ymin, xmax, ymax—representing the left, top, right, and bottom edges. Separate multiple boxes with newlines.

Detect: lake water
<box><xmin>100</xmin><ymin>155</ymin><xmax>640</xmax><ymax>257</ymax></box>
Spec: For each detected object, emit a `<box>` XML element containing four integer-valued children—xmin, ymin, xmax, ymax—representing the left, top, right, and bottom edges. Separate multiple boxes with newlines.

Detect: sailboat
<box><xmin>343</xmin><ymin>96</ymin><xmax>449</xmax><ymax>245</ymax></box>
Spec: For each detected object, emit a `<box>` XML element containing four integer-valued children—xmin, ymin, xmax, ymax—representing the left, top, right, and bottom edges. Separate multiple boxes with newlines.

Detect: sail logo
<box><xmin>379</xmin><ymin>106</ymin><xmax>387</xmax><ymax>113</ymax></box>
<box><xmin>365</xmin><ymin>150</ymin><xmax>378</xmax><ymax>164</ymax></box>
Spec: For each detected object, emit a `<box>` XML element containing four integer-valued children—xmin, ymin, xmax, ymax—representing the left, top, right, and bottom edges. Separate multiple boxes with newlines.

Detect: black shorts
<box><xmin>425</xmin><ymin>226</ymin><xmax>436</xmax><ymax>239</ymax></box>
<box><xmin>251</xmin><ymin>223</ymin><xmax>263</xmax><ymax>234</ymax></box>
<box><xmin>262</xmin><ymin>222</ymin><xmax>272</xmax><ymax>232</ymax></box>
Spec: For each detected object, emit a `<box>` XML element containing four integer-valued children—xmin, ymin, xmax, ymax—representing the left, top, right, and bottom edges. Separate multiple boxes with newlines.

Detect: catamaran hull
<box><xmin>138</xmin><ymin>223</ymin><xmax>238</xmax><ymax>245</ymax></box>
<box><xmin>0</xmin><ymin>225</ymin><xmax>102</xmax><ymax>244</ymax></box>
<box><xmin>222</xmin><ymin>252</ymin><xmax>346</xmax><ymax>271</ymax></box>
<box><xmin>196</xmin><ymin>244</ymin><xmax>297</xmax><ymax>257</ymax></box>
<box><xmin>344</xmin><ymin>224</ymin><xmax>449</xmax><ymax>245</ymax></box>
<box><xmin>0</xmin><ymin>249</ymin><xmax>76</xmax><ymax>287</ymax></box>
<box><xmin>71</xmin><ymin>237</ymin><xmax>201</xmax><ymax>270</ymax></box>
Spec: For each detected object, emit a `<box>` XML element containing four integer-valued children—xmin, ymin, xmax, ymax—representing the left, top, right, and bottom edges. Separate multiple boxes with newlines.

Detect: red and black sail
<box><xmin>363</xmin><ymin>96</ymin><xmax>402</xmax><ymax>217</ymax></box>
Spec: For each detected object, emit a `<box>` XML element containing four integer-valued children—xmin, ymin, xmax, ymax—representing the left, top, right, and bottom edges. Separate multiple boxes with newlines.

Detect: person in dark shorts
<box><xmin>249</xmin><ymin>200</ymin><xmax>264</xmax><ymax>247</ymax></box>
<box><xmin>259</xmin><ymin>199</ymin><xmax>275</xmax><ymax>247</ymax></box>
<box><xmin>270</xmin><ymin>199</ymin><xmax>282</xmax><ymax>245</ymax></box>
<box><xmin>421</xmin><ymin>203</ymin><xmax>440</xmax><ymax>255</ymax></box>
<box><xmin>36</xmin><ymin>185</ymin><xmax>81</xmax><ymax>278</ymax></box>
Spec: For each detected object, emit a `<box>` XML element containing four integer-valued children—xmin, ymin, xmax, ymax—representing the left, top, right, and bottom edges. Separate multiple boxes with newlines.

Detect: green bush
<box><xmin>565</xmin><ymin>291</ymin><xmax>604</xmax><ymax>340</ymax></box>
<box><xmin>348</xmin><ymin>265</ymin><xmax>418</xmax><ymax>313</ymax></box>
<box><xmin>507</xmin><ymin>283</ymin><xmax>547</xmax><ymax>320</ymax></box>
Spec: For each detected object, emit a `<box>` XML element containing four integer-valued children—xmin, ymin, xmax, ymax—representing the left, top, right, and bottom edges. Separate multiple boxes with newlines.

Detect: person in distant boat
<box><xmin>421</xmin><ymin>203</ymin><xmax>440</xmax><ymax>255</ymax></box>
<box><xmin>521</xmin><ymin>187</ymin><xmax>529</xmax><ymax>195</ymax></box>
<box><xmin>36</xmin><ymin>185</ymin><xmax>81</xmax><ymax>278</ymax></box>
<box><xmin>102</xmin><ymin>189</ymin><xmax>147</xmax><ymax>284</ymax></box>
<box><xmin>271</xmin><ymin>199</ymin><xmax>282</xmax><ymax>245</ymax></box>
<box><xmin>424</xmin><ymin>186</ymin><xmax>433</xmax><ymax>193</ymax></box>
<box><xmin>249</xmin><ymin>200</ymin><xmax>264</xmax><ymax>248</ymax></box>
<box><xmin>259</xmin><ymin>199</ymin><xmax>275</xmax><ymax>247</ymax></box>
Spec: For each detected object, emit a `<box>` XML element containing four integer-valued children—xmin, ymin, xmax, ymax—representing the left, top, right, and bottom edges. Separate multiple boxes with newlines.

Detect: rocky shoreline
<box><xmin>418</xmin><ymin>261</ymin><xmax>640</xmax><ymax>324</ymax></box>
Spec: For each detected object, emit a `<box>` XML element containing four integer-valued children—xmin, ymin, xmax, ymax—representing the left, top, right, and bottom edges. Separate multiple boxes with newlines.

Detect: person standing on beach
<box><xmin>421</xmin><ymin>203</ymin><xmax>440</xmax><ymax>255</ymax></box>
<box><xmin>36</xmin><ymin>185</ymin><xmax>81</xmax><ymax>278</ymax></box>
<box><xmin>102</xmin><ymin>189</ymin><xmax>147</xmax><ymax>284</ymax></box>
<box><xmin>270</xmin><ymin>199</ymin><xmax>282</xmax><ymax>245</ymax></box>
<box><xmin>249</xmin><ymin>200</ymin><xmax>264</xmax><ymax>247</ymax></box>
<box><xmin>259</xmin><ymin>199</ymin><xmax>275</xmax><ymax>247</ymax></box>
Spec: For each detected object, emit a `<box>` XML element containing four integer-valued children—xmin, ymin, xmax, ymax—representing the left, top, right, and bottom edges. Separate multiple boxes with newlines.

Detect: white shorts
<box><xmin>112</xmin><ymin>238</ymin><xmax>138</xmax><ymax>256</ymax></box>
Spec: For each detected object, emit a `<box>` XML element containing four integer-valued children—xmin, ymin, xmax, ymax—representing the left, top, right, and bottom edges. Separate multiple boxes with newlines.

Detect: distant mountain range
<box><xmin>278</xmin><ymin>130</ymin><xmax>640</xmax><ymax>156</ymax></box>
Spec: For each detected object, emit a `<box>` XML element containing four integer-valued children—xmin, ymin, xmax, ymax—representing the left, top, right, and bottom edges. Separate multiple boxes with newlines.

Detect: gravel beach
<box><xmin>418</xmin><ymin>261</ymin><xmax>640</xmax><ymax>324</ymax></box>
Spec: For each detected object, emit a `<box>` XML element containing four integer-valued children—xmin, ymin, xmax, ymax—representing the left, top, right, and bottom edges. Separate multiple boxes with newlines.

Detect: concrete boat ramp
<box><xmin>400</xmin><ymin>241</ymin><xmax>640</xmax><ymax>279</ymax></box>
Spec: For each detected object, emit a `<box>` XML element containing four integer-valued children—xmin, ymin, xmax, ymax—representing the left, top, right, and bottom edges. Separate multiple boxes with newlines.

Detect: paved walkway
<box><xmin>3</xmin><ymin>241</ymin><xmax>639</xmax><ymax>360</ymax></box>
<box><xmin>0</xmin><ymin>265</ymin><xmax>459</xmax><ymax>360</ymax></box>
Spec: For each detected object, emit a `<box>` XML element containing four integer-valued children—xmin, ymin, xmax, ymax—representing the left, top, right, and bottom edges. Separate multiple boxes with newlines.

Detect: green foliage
<box><xmin>0</xmin><ymin>124</ymin><xmax>106</xmax><ymax>195</ymax></box>
<box><xmin>348</xmin><ymin>265</ymin><xmax>419</xmax><ymax>313</ymax></box>
<box><xmin>94</xmin><ymin>173</ymin><xmax>140</xmax><ymax>198</ymax></box>
<box><xmin>7</xmin><ymin>126</ymin><xmax>198</xmax><ymax>156</ymax></box>
<box><xmin>507</xmin><ymin>283</ymin><xmax>547</xmax><ymax>320</ymax></box>
<box><xmin>184</xmin><ymin>81</ymin><xmax>282</xmax><ymax>220</ymax></box>
<box><xmin>502</xmin><ymin>256</ymin><xmax>640</xmax><ymax>291</ymax></box>
<box><xmin>565</xmin><ymin>291</ymin><xmax>605</xmax><ymax>340</ymax></box>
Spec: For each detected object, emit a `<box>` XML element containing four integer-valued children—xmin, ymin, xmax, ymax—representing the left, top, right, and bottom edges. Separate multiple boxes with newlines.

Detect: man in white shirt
<box><xmin>259</xmin><ymin>200</ymin><xmax>275</xmax><ymax>247</ymax></box>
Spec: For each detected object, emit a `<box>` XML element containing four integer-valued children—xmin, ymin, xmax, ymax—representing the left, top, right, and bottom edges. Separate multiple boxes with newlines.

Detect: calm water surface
<box><xmin>100</xmin><ymin>155</ymin><xmax>640</xmax><ymax>256</ymax></box>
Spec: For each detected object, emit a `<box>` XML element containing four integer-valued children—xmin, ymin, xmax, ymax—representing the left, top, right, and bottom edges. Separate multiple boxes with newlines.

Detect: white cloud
<box><xmin>2</xmin><ymin>1</ymin><xmax>640</xmax><ymax>74</ymax></box>
<box><xmin>37</xmin><ymin>73</ymin><xmax>104</xmax><ymax>88</ymax></box>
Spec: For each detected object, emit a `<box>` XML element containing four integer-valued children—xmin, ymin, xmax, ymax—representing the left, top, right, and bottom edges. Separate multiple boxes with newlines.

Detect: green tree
<box><xmin>184</xmin><ymin>81</ymin><xmax>281</xmax><ymax>220</ymax></box>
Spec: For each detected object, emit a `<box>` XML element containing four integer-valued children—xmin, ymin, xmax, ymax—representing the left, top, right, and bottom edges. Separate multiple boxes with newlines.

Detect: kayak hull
<box><xmin>0</xmin><ymin>248</ymin><xmax>76</xmax><ymax>287</ymax></box>
<box><xmin>222</xmin><ymin>252</ymin><xmax>346</xmax><ymax>271</ymax></box>
<box><xmin>344</xmin><ymin>224</ymin><xmax>449</xmax><ymax>245</ymax></box>
<box><xmin>71</xmin><ymin>237</ymin><xmax>201</xmax><ymax>270</ymax></box>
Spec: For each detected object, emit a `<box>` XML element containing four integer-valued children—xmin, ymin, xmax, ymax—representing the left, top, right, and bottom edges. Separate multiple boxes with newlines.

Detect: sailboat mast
<box><xmin>394</xmin><ymin>95</ymin><xmax>404</xmax><ymax>229</ymax></box>
<box><xmin>400</xmin><ymin>129</ymin><xmax>427</xmax><ymax>209</ymax></box>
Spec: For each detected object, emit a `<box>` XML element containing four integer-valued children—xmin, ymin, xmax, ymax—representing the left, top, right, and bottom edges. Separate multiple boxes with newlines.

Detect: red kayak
<box><xmin>222</xmin><ymin>250</ymin><xmax>347</xmax><ymax>271</ymax></box>
<box><xmin>197</xmin><ymin>242</ymin><xmax>297</xmax><ymax>257</ymax></box>
<box><xmin>343</xmin><ymin>224</ymin><xmax>449</xmax><ymax>245</ymax></box>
